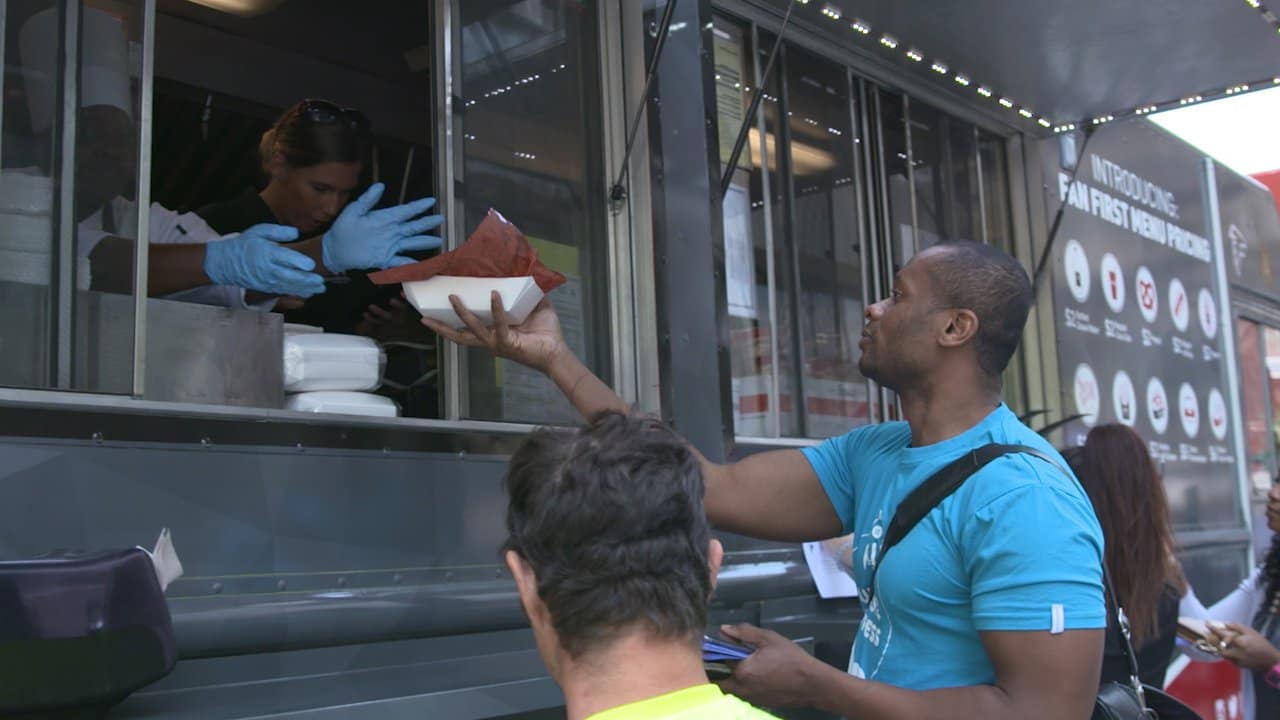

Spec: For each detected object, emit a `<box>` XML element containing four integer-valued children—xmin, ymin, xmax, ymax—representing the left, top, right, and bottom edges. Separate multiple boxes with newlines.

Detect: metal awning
<box><xmin>759</xmin><ymin>0</ymin><xmax>1280</xmax><ymax>133</ymax></box>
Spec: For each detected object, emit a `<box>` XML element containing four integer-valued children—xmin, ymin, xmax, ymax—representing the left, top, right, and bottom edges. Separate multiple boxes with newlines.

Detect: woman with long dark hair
<box><xmin>1191</xmin><ymin>483</ymin><xmax>1280</xmax><ymax>720</ymax></box>
<box><xmin>1063</xmin><ymin>423</ymin><xmax>1187</xmax><ymax>687</ymax></box>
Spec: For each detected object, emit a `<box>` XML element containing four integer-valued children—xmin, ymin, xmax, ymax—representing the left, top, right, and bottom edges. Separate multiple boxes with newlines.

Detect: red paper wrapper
<box><xmin>368</xmin><ymin>209</ymin><xmax>566</xmax><ymax>293</ymax></box>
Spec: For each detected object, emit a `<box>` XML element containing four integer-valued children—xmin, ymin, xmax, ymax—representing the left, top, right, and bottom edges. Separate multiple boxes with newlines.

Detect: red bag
<box><xmin>369</xmin><ymin>209</ymin><xmax>566</xmax><ymax>293</ymax></box>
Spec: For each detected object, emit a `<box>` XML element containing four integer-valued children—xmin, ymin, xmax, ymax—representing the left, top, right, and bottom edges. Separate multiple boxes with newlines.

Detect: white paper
<box><xmin>138</xmin><ymin>528</ymin><xmax>184</xmax><ymax>593</ymax></box>
<box><xmin>802</xmin><ymin>537</ymin><xmax>859</xmax><ymax>599</ymax></box>
<box><xmin>722</xmin><ymin>183</ymin><xmax>757</xmax><ymax>319</ymax></box>
<box><xmin>712</xmin><ymin>24</ymin><xmax>746</xmax><ymax>166</ymax></box>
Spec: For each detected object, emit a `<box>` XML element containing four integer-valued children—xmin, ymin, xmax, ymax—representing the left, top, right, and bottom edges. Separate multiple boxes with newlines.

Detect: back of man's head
<box><xmin>503</xmin><ymin>411</ymin><xmax>715</xmax><ymax>661</ymax></box>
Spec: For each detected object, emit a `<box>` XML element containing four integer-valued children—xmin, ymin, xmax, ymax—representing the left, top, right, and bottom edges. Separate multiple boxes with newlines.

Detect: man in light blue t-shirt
<box><xmin>426</xmin><ymin>241</ymin><xmax>1106</xmax><ymax>720</ymax></box>
<box><xmin>798</xmin><ymin>401</ymin><xmax>1104</xmax><ymax>691</ymax></box>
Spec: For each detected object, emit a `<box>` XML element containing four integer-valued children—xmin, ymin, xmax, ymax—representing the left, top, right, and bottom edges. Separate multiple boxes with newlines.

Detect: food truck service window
<box><xmin>0</xmin><ymin>1</ymin><xmax>616</xmax><ymax>429</ymax></box>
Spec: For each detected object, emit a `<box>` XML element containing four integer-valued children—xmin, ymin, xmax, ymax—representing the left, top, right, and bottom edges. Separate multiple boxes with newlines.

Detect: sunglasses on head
<box><xmin>299</xmin><ymin>99</ymin><xmax>371</xmax><ymax>134</ymax></box>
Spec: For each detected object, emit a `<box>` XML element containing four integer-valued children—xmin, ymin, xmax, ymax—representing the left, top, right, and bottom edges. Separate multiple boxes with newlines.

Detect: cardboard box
<box><xmin>403</xmin><ymin>275</ymin><xmax>544</xmax><ymax>328</ymax></box>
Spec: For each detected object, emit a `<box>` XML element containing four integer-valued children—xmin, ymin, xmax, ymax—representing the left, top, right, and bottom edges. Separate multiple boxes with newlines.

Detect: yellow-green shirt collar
<box><xmin>586</xmin><ymin>683</ymin><xmax>726</xmax><ymax>720</ymax></box>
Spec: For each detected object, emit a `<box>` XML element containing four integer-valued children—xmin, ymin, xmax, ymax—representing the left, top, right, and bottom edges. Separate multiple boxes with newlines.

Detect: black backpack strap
<box><xmin>864</xmin><ymin>443</ymin><xmax>1066</xmax><ymax>606</ymax></box>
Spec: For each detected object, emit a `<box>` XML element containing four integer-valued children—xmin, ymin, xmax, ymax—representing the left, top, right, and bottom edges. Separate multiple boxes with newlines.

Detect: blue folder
<box><xmin>702</xmin><ymin>635</ymin><xmax>753</xmax><ymax>662</ymax></box>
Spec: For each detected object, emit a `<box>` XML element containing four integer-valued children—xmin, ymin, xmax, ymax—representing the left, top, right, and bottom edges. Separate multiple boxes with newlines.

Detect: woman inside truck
<box><xmin>15</xmin><ymin>8</ymin><xmax>442</xmax><ymax>312</ymax></box>
<box><xmin>195</xmin><ymin>99</ymin><xmax>427</xmax><ymax>336</ymax></box>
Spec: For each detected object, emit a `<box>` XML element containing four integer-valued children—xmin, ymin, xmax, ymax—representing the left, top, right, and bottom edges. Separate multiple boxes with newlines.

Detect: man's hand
<box><xmin>1207</xmin><ymin>621</ymin><xmax>1280</xmax><ymax>670</ymax></box>
<box><xmin>422</xmin><ymin>291</ymin><xmax>628</xmax><ymax>419</ymax></box>
<box><xmin>420</xmin><ymin>292</ymin><xmax>569</xmax><ymax>373</ymax></box>
<box><xmin>713</xmin><ymin>625</ymin><xmax>1103</xmax><ymax>720</ymax></box>
<box><xmin>717</xmin><ymin>623</ymin><xmax>834</xmax><ymax>708</ymax></box>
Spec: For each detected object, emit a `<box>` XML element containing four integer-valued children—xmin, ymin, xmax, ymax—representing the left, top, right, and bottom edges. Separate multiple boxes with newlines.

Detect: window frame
<box><xmin>1233</xmin><ymin>303</ymin><xmax>1280</xmax><ymax>493</ymax></box>
<box><xmin>1232</xmin><ymin>309</ymin><xmax>1280</xmax><ymax>564</ymax></box>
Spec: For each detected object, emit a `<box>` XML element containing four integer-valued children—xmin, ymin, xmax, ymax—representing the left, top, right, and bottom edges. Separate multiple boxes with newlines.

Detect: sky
<box><xmin>1149</xmin><ymin>85</ymin><xmax>1280</xmax><ymax>177</ymax></box>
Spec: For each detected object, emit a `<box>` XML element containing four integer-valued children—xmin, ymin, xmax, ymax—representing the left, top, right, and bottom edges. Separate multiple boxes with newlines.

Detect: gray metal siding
<box><xmin>0</xmin><ymin>433</ymin><xmax>838</xmax><ymax>717</ymax></box>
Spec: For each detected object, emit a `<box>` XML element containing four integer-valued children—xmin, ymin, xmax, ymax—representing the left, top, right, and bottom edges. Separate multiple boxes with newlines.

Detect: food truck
<box><xmin>1</xmin><ymin>0</ymin><xmax>1279</xmax><ymax>716</ymax></box>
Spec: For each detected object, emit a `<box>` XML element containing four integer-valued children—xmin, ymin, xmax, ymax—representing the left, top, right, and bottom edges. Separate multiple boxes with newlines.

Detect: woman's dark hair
<box><xmin>1064</xmin><ymin>424</ymin><xmax>1186</xmax><ymax>646</ymax></box>
<box><xmin>1263</xmin><ymin>534</ymin><xmax>1280</xmax><ymax>620</ymax></box>
<box><xmin>258</xmin><ymin>99</ymin><xmax>370</xmax><ymax>171</ymax></box>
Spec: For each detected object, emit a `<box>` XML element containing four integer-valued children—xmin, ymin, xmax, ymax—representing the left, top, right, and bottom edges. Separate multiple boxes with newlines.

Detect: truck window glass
<box><xmin>2</xmin><ymin>1</ymin><xmax>144</xmax><ymax>395</ymax></box>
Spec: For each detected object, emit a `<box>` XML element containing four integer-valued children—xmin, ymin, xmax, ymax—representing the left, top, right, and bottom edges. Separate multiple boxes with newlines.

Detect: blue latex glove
<box><xmin>203</xmin><ymin>224</ymin><xmax>325</xmax><ymax>298</ymax></box>
<box><xmin>321</xmin><ymin>182</ymin><xmax>444</xmax><ymax>273</ymax></box>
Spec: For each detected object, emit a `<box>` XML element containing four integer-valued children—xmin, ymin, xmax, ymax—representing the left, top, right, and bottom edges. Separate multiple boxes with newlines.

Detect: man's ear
<box><xmin>707</xmin><ymin>538</ymin><xmax>724</xmax><ymax>594</ymax></box>
<box><xmin>506</xmin><ymin>550</ymin><xmax>544</xmax><ymax>622</ymax></box>
<box><xmin>938</xmin><ymin>308</ymin><xmax>980</xmax><ymax>348</ymax></box>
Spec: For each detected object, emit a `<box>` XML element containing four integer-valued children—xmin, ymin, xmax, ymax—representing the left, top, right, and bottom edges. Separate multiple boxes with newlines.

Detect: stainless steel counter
<box><xmin>0</xmin><ymin>282</ymin><xmax>282</xmax><ymax>407</ymax></box>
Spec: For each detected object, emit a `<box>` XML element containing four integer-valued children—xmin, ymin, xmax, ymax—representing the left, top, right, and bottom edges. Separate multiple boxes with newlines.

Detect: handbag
<box><xmin>0</xmin><ymin>547</ymin><xmax>178</xmax><ymax>716</ymax></box>
<box><xmin>1094</xmin><ymin>563</ymin><xmax>1202</xmax><ymax>720</ymax></box>
<box><xmin>869</xmin><ymin>443</ymin><xmax>1202</xmax><ymax>720</ymax></box>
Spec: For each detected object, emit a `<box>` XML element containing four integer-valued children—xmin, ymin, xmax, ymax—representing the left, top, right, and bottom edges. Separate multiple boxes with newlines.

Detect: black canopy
<box><xmin>763</xmin><ymin>0</ymin><xmax>1280</xmax><ymax>131</ymax></box>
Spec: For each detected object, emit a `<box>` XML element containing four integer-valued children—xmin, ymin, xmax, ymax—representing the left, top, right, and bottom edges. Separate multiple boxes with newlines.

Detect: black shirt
<box><xmin>1100</xmin><ymin>582</ymin><xmax>1179</xmax><ymax>689</ymax></box>
<box><xmin>195</xmin><ymin>186</ymin><xmax>275</xmax><ymax>234</ymax></box>
<box><xmin>195</xmin><ymin>188</ymin><xmax>394</xmax><ymax>333</ymax></box>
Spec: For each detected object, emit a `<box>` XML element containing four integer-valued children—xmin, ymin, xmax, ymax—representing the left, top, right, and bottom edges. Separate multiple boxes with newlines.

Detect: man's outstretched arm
<box><xmin>422</xmin><ymin>293</ymin><xmax>843</xmax><ymax>542</ymax></box>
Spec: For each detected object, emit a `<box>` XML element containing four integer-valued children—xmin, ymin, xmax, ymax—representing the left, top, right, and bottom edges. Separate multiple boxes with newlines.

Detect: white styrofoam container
<box><xmin>285</xmin><ymin>391</ymin><xmax>399</xmax><ymax>418</ymax></box>
<box><xmin>0</xmin><ymin>174</ymin><xmax>91</xmax><ymax>288</ymax></box>
<box><xmin>0</xmin><ymin>174</ymin><xmax>55</xmax><ymax>260</ymax></box>
<box><xmin>0</xmin><ymin>211</ymin><xmax>54</xmax><ymax>254</ymax></box>
<box><xmin>283</xmin><ymin>333</ymin><xmax>384</xmax><ymax>392</ymax></box>
<box><xmin>402</xmin><ymin>275</ymin><xmax>543</xmax><ymax>328</ymax></box>
<box><xmin>0</xmin><ymin>248</ymin><xmax>91</xmax><ymax>289</ymax></box>
<box><xmin>0</xmin><ymin>172</ymin><xmax>54</xmax><ymax>216</ymax></box>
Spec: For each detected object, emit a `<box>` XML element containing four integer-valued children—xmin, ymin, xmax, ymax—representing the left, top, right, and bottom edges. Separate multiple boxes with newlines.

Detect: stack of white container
<box><xmin>0</xmin><ymin>173</ymin><xmax>91</xmax><ymax>289</ymax></box>
<box><xmin>282</xmin><ymin>329</ymin><xmax>398</xmax><ymax>418</ymax></box>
